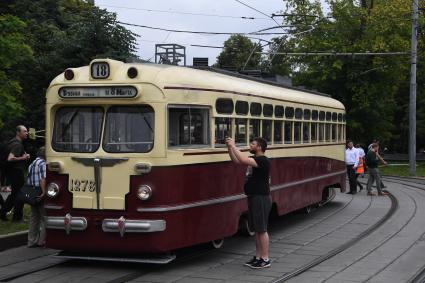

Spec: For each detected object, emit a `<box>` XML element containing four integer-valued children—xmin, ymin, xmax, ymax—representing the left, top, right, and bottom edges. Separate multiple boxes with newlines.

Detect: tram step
<box><xmin>53</xmin><ymin>251</ymin><xmax>176</xmax><ymax>264</ymax></box>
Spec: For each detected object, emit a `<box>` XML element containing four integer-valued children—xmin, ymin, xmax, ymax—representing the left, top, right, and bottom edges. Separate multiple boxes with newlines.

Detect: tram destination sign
<box><xmin>59</xmin><ymin>86</ymin><xmax>137</xmax><ymax>98</ymax></box>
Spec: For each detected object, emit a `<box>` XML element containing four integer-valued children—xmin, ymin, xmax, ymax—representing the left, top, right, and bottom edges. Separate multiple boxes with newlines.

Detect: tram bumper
<box><xmin>45</xmin><ymin>214</ymin><xmax>166</xmax><ymax>236</ymax></box>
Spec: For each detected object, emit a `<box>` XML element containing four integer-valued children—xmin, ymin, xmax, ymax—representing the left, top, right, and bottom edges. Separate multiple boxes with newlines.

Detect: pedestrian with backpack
<box><xmin>0</xmin><ymin>126</ymin><xmax>30</xmax><ymax>221</ymax></box>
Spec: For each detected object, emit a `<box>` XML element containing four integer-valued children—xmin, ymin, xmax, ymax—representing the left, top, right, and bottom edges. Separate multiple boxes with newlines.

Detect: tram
<box><xmin>44</xmin><ymin>59</ymin><xmax>346</xmax><ymax>263</ymax></box>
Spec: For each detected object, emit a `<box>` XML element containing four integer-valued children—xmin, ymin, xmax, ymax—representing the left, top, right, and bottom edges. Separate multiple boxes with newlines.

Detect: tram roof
<box><xmin>50</xmin><ymin>59</ymin><xmax>345</xmax><ymax>110</ymax></box>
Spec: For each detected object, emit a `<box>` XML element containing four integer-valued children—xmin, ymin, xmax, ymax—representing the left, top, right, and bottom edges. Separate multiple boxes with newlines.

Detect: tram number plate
<box><xmin>70</xmin><ymin>179</ymin><xmax>96</xmax><ymax>192</ymax></box>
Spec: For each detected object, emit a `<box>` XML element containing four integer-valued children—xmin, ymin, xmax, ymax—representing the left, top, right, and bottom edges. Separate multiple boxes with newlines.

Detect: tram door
<box><xmin>52</xmin><ymin>105</ymin><xmax>154</xmax><ymax>210</ymax></box>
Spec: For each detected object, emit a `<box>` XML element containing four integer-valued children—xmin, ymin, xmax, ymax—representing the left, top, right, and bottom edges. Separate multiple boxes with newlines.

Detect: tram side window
<box><xmin>332</xmin><ymin>124</ymin><xmax>337</xmax><ymax>142</ymax></box>
<box><xmin>235</xmin><ymin>118</ymin><xmax>247</xmax><ymax>145</ymax></box>
<box><xmin>215</xmin><ymin>117</ymin><xmax>232</xmax><ymax>147</ymax></box>
<box><xmin>262</xmin><ymin>120</ymin><xmax>272</xmax><ymax>143</ymax></box>
<box><xmin>338</xmin><ymin>124</ymin><xmax>343</xmax><ymax>141</ymax></box>
<box><xmin>284</xmin><ymin>122</ymin><xmax>292</xmax><ymax>144</ymax></box>
<box><xmin>303</xmin><ymin>122</ymin><xmax>310</xmax><ymax>143</ymax></box>
<box><xmin>319</xmin><ymin>123</ymin><xmax>325</xmax><ymax>142</ymax></box>
<box><xmin>325</xmin><ymin>124</ymin><xmax>331</xmax><ymax>142</ymax></box>
<box><xmin>168</xmin><ymin>106</ymin><xmax>210</xmax><ymax>147</ymax></box>
<box><xmin>249</xmin><ymin>119</ymin><xmax>260</xmax><ymax>141</ymax></box>
<box><xmin>311</xmin><ymin>123</ymin><xmax>317</xmax><ymax>143</ymax></box>
<box><xmin>274</xmin><ymin>121</ymin><xmax>283</xmax><ymax>144</ymax></box>
<box><xmin>52</xmin><ymin>107</ymin><xmax>103</xmax><ymax>153</ymax></box>
<box><xmin>294</xmin><ymin>122</ymin><xmax>301</xmax><ymax>144</ymax></box>
<box><xmin>104</xmin><ymin>106</ymin><xmax>155</xmax><ymax>153</ymax></box>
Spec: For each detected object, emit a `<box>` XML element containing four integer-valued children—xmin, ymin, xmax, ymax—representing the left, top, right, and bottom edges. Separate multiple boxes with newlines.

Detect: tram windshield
<box><xmin>103</xmin><ymin>106</ymin><xmax>154</xmax><ymax>153</ymax></box>
<box><xmin>52</xmin><ymin>106</ymin><xmax>103</xmax><ymax>153</ymax></box>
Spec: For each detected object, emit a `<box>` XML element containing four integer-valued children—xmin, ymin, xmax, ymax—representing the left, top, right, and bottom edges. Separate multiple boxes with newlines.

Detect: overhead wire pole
<box><xmin>409</xmin><ymin>0</ymin><xmax>418</xmax><ymax>176</ymax></box>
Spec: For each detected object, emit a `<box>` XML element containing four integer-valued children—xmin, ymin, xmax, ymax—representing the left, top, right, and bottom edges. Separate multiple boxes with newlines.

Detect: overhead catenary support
<box><xmin>409</xmin><ymin>0</ymin><xmax>418</xmax><ymax>176</ymax></box>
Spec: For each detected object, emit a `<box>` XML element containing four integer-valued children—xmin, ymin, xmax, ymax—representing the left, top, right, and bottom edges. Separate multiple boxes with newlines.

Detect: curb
<box><xmin>0</xmin><ymin>230</ymin><xmax>28</xmax><ymax>252</ymax></box>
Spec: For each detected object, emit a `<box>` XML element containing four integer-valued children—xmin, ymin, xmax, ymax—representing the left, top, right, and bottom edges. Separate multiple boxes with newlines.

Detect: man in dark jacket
<box><xmin>0</xmin><ymin>126</ymin><xmax>30</xmax><ymax>221</ymax></box>
<box><xmin>366</xmin><ymin>143</ymin><xmax>388</xmax><ymax>196</ymax></box>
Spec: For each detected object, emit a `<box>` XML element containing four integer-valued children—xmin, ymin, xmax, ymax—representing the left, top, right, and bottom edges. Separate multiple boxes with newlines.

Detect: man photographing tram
<box><xmin>225</xmin><ymin>136</ymin><xmax>272</xmax><ymax>269</ymax></box>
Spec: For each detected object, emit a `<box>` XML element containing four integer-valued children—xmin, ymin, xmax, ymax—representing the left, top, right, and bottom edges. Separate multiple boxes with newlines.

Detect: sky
<box><xmin>95</xmin><ymin>0</ymin><xmax>291</xmax><ymax>66</ymax></box>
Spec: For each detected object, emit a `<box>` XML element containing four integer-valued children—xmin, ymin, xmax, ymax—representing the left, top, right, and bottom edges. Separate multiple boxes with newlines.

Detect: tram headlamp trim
<box><xmin>47</xmin><ymin>183</ymin><xmax>60</xmax><ymax>198</ymax></box>
<box><xmin>137</xmin><ymin>185</ymin><xmax>152</xmax><ymax>201</ymax></box>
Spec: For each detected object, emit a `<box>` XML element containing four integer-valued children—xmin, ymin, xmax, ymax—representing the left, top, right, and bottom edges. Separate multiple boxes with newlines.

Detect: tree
<box><xmin>1</xmin><ymin>0</ymin><xmax>138</xmax><ymax>135</ymax></box>
<box><xmin>267</xmin><ymin>0</ymin><xmax>415</xmax><ymax>149</ymax></box>
<box><xmin>216</xmin><ymin>35</ymin><xmax>263</xmax><ymax>70</ymax></box>
<box><xmin>0</xmin><ymin>15</ymin><xmax>32</xmax><ymax>136</ymax></box>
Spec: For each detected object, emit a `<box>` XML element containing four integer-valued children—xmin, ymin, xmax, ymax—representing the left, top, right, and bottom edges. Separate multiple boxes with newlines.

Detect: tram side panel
<box><xmin>45</xmin><ymin>153</ymin><xmax>345</xmax><ymax>254</ymax></box>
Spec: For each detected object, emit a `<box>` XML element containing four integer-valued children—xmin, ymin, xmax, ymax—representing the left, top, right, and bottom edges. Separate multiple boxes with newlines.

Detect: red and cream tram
<box><xmin>44</xmin><ymin>59</ymin><xmax>346</xmax><ymax>263</ymax></box>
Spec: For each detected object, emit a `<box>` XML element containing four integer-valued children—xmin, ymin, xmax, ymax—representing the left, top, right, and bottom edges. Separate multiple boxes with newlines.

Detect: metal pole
<box><xmin>409</xmin><ymin>0</ymin><xmax>418</xmax><ymax>176</ymax></box>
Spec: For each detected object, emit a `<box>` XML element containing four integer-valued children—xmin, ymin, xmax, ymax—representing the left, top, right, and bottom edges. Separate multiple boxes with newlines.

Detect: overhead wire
<box><xmin>98</xmin><ymin>4</ymin><xmax>269</xmax><ymax>20</ymax></box>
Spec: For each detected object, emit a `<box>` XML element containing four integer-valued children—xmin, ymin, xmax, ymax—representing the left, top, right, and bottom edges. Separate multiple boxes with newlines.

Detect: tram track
<box><xmin>271</xmin><ymin>191</ymin><xmax>398</xmax><ymax>283</ymax></box>
<box><xmin>0</xmin><ymin>185</ymin><xmax>402</xmax><ymax>283</ymax></box>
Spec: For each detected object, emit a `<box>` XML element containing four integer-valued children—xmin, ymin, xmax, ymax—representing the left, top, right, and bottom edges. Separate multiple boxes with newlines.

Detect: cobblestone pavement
<box><xmin>1</xmin><ymin>177</ymin><xmax>425</xmax><ymax>282</ymax></box>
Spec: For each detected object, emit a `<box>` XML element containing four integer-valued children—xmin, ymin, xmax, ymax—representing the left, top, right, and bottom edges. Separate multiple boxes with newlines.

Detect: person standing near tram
<box><xmin>0</xmin><ymin>125</ymin><xmax>30</xmax><ymax>222</ymax></box>
<box><xmin>226</xmin><ymin>136</ymin><xmax>272</xmax><ymax>269</ymax></box>
<box><xmin>355</xmin><ymin>144</ymin><xmax>365</xmax><ymax>191</ymax></box>
<box><xmin>345</xmin><ymin>140</ymin><xmax>359</xmax><ymax>194</ymax></box>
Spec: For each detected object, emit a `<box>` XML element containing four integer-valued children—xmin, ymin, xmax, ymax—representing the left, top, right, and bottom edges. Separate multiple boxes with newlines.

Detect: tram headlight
<box><xmin>137</xmin><ymin>185</ymin><xmax>152</xmax><ymax>201</ymax></box>
<box><xmin>47</xmin><ymin>182</ymin><xmax>60</xmax><ymax>198</ymax></box>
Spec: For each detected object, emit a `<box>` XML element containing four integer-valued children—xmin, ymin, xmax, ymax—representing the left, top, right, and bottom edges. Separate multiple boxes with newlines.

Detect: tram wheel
<box><xmin>211</xmin><ymin>238</ymin><xmax>224</xmax><ymax>249</ymax></box>
<box><xmin>304</xmin><ymin>205</ymin><xmax>313</xmax><ymax>214</ymax></box>
<box><xmin>243</xmin><ymin>217</ymin><xmax>255</xmax><ymax>237</ymax></box>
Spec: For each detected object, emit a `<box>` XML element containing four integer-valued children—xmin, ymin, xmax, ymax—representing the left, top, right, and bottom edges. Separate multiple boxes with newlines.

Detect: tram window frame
<box><xmin>338</xmin><ymin>124</ymin><xmax>343</xmax><ymax>141</ymax></box>
<box><xmin>284</xmin><ymin>121</ymin><xmax>293</xmax><ymax>144</ymax></box>
<box><xmin>319</xmin><ymin>111</ymin><xmax>325</xmax><ymax>121</ymax></box>
<box><xmin>338</xmin><ymin>113</ymin><xmax>343</xmax><ymax>122</ymax></box>
<box><xmin>312</xmin><ymin>110</ymin><xmax>318</xmax><ymax>120</ymax></box>
<box><xmin>103</xmin><ymin>105</ymin><xmax>155</xmax><ymax>153</ymax></box>
<box><xmin>215</xmin><ymin>117</ymin><xmax>232</xmax><ymax>147</ymax></box>
<box><xmin>235</xmin><ymin>118</ymin><xmax>247</xmax><ymax>145</ymax></box>
<box><xmin>295</xmin><ymin>108</ymin><xmax>303</xmax><ymax>119</ymax></box>
<box><xmin>274</xmin><ymin>120</ymin><xmax>283</xmax><ymax>144</ymax></box>
<box><xmin>303</xmin><ymin>122</ymin><xmax>310</xmax><ymax>143</ymax></box>
<box><xmin>331</xmin><ymin>124</ymin><xmax>337</xmax><ymax>142</ymax></box>
<box><xmin>332</xmin><ymin>112</ymin><xmax>337</xmax><ymax>122</ymax></box>
<box><xmin>250</xmin><ymin>102</ymin><xmax>262</xmax><ymax>116</ymax></box>
<box><xmin>263</xmin><ymin>104</ymin><xmax>273</xmax><ymax>117</ymax></box>
<box><xmin>326</xmin><ymin>111</ymin><xmax>332</xmax><ymax>121</ymax></box>
<box><xmin>325</xmin><ymin>123</ymin><xmax>331</xmax><ymax>142</ymax></box>
<box><xmin>285</xmin><ymin>107</ymin><xmax>294</xmax><ymax>119</ymax></box>
<box><xmin>168</xmin><ymin>105</ymin><xmax>211</xmax><ymax>148</ymax></box>
<box><xmin>275</xmin><ymin>105</ymin><xmax>284</xmax><ymax>118</ymax></box>
<box><xmin>52</xmin><ymin>106</ymin><xmax>104</xmax><ymax>153</ymax></box>
<box><xmin>235</xmin><ymin>101</ymin><xmax>249</xmax><ymax>115</ymax></box>
<box><xmin>262</xmin><ymin>120</ymin><xmax>272</xmax><ymax>143</ymax></box>
<box><xmin>319</xmin><ymin>123</ymin><xmax>325</xmax><ymax>142</ymax></box>
<box><xmin>311</xmin><ymin>123</ymin><xmax>317</xmax><ymax>143</ymax></box>
<box><xmin>216</xmin><ymin>99</ymin><xmax>234</xmax><ymax>114</ymax></box>
<box><xmin>294</xmin><ymin>122</ymin><xmax>302</xmax><ymax>144</ymax></box>
<box><xmin>249</xmin><ymin>119</ymin><xmax>261</xmax><ymax>141</ymax></box>
<box><xmin>304</xmin><ymin>109</ymin><xmax>311</xmax><ymax>120</ymax></box>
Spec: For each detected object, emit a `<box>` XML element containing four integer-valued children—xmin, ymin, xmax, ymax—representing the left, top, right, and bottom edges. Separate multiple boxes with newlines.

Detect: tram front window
<box><xmin>103</xmin><ymin>106</ymin><xmax>154</xmax><ymax>153</ymax></box>
<box><xmin>52</xmin><ymin>107</ymin><xmax>103</xmax><ymax>153</ymax></box>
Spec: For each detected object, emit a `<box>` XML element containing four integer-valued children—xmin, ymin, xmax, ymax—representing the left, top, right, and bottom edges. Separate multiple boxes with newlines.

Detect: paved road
<box><xmin>1</xmin><ymin>177</ymin><xmax>425</xmax><ymax>282</ymax></box>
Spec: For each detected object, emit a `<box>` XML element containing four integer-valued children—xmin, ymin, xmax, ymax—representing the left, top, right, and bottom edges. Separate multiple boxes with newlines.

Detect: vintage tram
<box><xmin>44</xmin><ymin>59</ymin><xmax>346</xmax><ymax>263</ymax></box>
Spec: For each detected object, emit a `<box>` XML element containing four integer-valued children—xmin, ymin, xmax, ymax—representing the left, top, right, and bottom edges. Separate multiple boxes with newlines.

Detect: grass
<box><xmin>379</xmin><ymin>162</ymin><xmax>425</xmax><ymax>177</ymax></box>
<box><xmin>0</xmin><ymin>204</ymin><xmax>31</xmax><ymax>235</ymax></box>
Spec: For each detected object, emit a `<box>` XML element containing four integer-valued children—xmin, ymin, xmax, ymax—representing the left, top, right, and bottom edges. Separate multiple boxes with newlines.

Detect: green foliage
<box><xmin>0</xmin><ymin>0</ymin><xmax>138</xmax><ymax>139</ymax></box>
<box><xmin>216</xmin><ymin>35</ymin><xmax>263</xmax><ymax>70</ymax></box>
<box><xmin>0</xmin><ymin>15</ymin><xmax>32</xmax><ymax>134</ymax></box>
<box><xmin>266</xmin><ymin>0</ymin><xmax>418</xmax><ymax>151</ymax></box>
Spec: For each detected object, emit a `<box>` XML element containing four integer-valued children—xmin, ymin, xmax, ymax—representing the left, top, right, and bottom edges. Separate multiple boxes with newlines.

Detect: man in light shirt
<box><xmin>345</xmin><ymin>140</ymin><xmax>359</xmax><ymax>194</ymax></box>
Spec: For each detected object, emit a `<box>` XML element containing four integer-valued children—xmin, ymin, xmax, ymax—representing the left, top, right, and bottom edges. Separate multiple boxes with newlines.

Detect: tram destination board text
<box><xmin>59</xmin><ymin>86</ymin><xmax>137</xmax><ymax>98</ymax></box>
